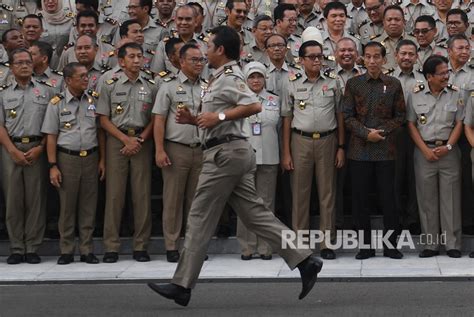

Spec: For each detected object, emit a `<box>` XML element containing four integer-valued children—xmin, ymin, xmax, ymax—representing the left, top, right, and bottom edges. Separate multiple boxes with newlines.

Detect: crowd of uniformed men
<box><xmin>0</xmin><ymin>0</ymin><xmax>474</xmax><ymax>265</ymax></box>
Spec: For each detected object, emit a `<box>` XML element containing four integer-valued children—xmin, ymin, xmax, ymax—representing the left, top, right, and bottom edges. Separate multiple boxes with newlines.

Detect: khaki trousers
<box><xmin>103</xmin><ymin>136</ymin><xmax>152</xmax><ymax>252</ymax></box>
<box><xmin>172</xmin><ymin>140</ymin><xmax>312</xmax><ymax>289</ymax></box>
<box><xmin>236</xmin><ymin>164</ymin><xmax>278</xmax><ymax>256</ymax></box>
<box><xmin>414</xmin><ymin>146</ymin><xmax>462</xmax><ymax>251</ymax></box>
<box><xmin>1</xmin><ymin>143</ymin><xmax>46</xmax><ymax>254</ymax></box>
<box><xmin>290</xmin><ymin>132</ymin><xmax>337</xmax><ymax>250</ymax></box>
<box><xmin>162</xmin><ymin>141</ymin><xmax>202</xmax><ymax>250</ymax></box>
<box><xmin>57</xmin><ymin>151</ymin><xmax>98</xmax><ymax>255</ymax></box>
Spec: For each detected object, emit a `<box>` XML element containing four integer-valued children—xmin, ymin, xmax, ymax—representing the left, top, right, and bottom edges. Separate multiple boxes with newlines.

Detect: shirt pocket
<box><xmin>442</xmin><ymin>103</ymin><xmax>457</xmax><ymax>123</ymax></box>
<box><xmin>3</xmin><ymin>101</ymin><xmax>20</xmax><ymax>130</ymax></box>
<box><xmin>32</xmin><ymin>99</ymin><xmax>49</xmax><ymax>119</ymax></box>
<box><xmin>414</xmin><ymin>104</ymin><xmax>430</xmax><ymax>115</ymax></box>
<box><xmin>59</xmin><ymin>113</ymin><xmax>77</xmax><ymax>131</ymax></box>
<box><xmin>111</xmin><ymin>95</ymin><xmax>128</xmax><ymax>116</ymax></box>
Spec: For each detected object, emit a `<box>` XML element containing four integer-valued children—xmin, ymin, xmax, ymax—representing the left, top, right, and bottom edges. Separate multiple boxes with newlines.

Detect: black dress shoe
<box><xmin>204</xmin><ymin>254</ymin><xmax>209</xmax><ymax>261</ymax></box>
<box><xmin>320</xmin><ymin>249</ymin><xmax>336</xmax><ymax>260</ymax></box>
<box><xmin>419</xmin><ymin>249</ymin><xmax>439</xmax><ymax>258</ymax></box>
<box><xmin>166</xmin><ymin>250</ymin><xmax>180</xmax><ymax>263</ymax></box>
<box><xmin>447</xmin><ymin>249</ymin><xmax>462</xmax><ymax>258</ymax></box>
<box><xmin>260</xmin><ymin>254</ymin><xmax>272</xmax><ymax>260</ymax></box>
<box><xmin>133</xmin><ymin>250</ymin><xmax>151</xmax><ymax>262</ymax></box>
<box><xmin>297</xmin><ymin>255</ymin><xmax>323</xmax><ymax>300</ymax></box>
<box><xmin>469</xmin><ymin>252</ymin><xmax>474</xmax><ymax>258</ymax></box>
<box><xmin>383</xmin><ymin>249</ymin><xmax>403</xmax><ymax>259</ymax></box>
<box><xmin>25</xmin><ymin>253</ymin><xmax>41</xmax><ymax>264</ymax></box>
<box><xmin>355</xmin><ymin>249</ymin><xmax>375</xmax><ymax>260</ymax></box>
<box><xmin>80</xmin><ymin>253</ymin><xmax>99</xmax><ymax>264</ymax></box>
<box><xmin>6</xmin><ymin>253</ymin><xmax>24</xmax><ymax>265</ymax></box>
<box><xmin>241</xmin><ymin>254</ymin><xmax>252</xmax><ymax>260</ymax></box>
<box><xmin>103</xmin><ymin>252</ymin><xmax>119</xmax><ymax>263</ymax></box>
<box><xmin>57</xmin><ymin>254</ymin><xmax>74</xmax><ymax>265</ymax></box>
<box><xmin>147</xmin><ymin>283</ymin><xmax>191</xmax><ymax>306</ymax></box>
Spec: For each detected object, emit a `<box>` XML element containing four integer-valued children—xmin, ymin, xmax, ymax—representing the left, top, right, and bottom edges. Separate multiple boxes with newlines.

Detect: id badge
<box><xmin>252</xmin><ymin>122</ymin><xmax>262</xmax><ymax>136</ymax></box>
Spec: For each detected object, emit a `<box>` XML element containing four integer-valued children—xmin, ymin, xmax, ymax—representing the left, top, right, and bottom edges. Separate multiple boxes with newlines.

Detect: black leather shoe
<box><xmin>133</xmin><ymin>250</ymin><xmax>151</xmax><ymax>262</ymax></box>
<box><xmin>297</xmin><ymin>255</ymin><xmax>323</xmax><ymax>300</ymax></box>
<box><xmin>241</xmin><ymin>254</ymin><xmax>252</xmax><ymax>260</ymax></box>
<box><xmin>103</xmin><ymin>252</ymin><xmax>119</xmax><ymax>263</ymax></box>
<box><xmin>469</xmin><ymin>252</ymin><xmax>474</xmax><ymax>258</ymax></box>
<box><xmin>320</xmin><ymin>249</ymin><xmax>336</xmax><ymax>260</ymax></box>
<box><xmin>355</xmin><ymin>249</ymin><xmax>375</xmax><ymax>260</ymax></box>
<box><xmin>383</xmin><ymin>249</ymin><xmax>403</xmax><ymax>259</ymax></box>
<box><xmin>204</xmin><ymin>254</ymin><xmax>209</xmax><ymax>261</ymax></box>
<box><xmin>166</xmin><ymin>250</ymin><xmax>179</xmax><ymax>263</ymax></box>
<box><xmin>147</xmin><ymin>283</ymin><xmax>191</xmax><ymax>306</ymax></box>
<box><xmin>447</xmin><ymin>249</ymin><xmax>462</xmax><ymax>258</ymax></box>
<box><xmin>6</xmin><ymin>253</ymin><xmax>24</xmax><ymax>265</ymax></box>
<box><xmin>25</xmin><ymin>253</ymin><xmax>41</xmax><ymax>264</ymax></box>
<box><xmin>80</xmin><ymin>253</ymin><xmax>99</xmax><ymax>264</ymax></box>
<box><xmin>419</xmin><ymin>249</ymin><xmax>439</xmax><ymax>258</ymax></box>
<box><xmin>260</xmin><ymin>254</ymin><xmax>272</xmax><ymax>260</ymax></box>
<box><xmin>57</xmin><ymin>254</ymin><xmax>74</xmax><ymax>265</ymax></box>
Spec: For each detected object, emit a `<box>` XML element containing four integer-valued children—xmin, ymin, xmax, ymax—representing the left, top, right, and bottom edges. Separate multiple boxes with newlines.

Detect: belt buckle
<box><xmin>127</xmin><ymin>128</ymin><xmax>136</xmax><ymax>136</ymax></box>
<box><xmin>79</xmin><ymin>150</ymin><xmax>88</xmax><ymax>157</ymax></box>
<box><xmin>435</xmin><ymin>140</ymin><xmax>443</xmax><ymax>146</ymax></box>
<box><xmin>312</xmin><ymin>132</ymin><xmax>320</xmax><ymax>139</ymax></box>
<box><xmin>21</xmin><ymin>137</ymin><xmax>30</xmax><ymax>144</ymax></box>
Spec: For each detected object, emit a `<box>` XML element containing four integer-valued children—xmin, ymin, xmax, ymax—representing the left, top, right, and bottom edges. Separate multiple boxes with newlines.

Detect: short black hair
<box><xmin>31</xmin><ymin>40</ymin><xmax>53</xmax><ymax>63</ymax></box>
<box><xmin>21</xmin><ymin>14</ymin><xmax>43</xmax><ymax>28</ymax></box>
<box><xmin>447</xmin><ymin>33</ymin><xmax>469</xmax><ymax>49</ymax></box>
<box><xmin>383</xmin><ymin>5</ymin><xmax>404</xmax><ymax>19</ymax></box>
<box><xmin>396</xmin><ymin>39</ymin><xmax>417</xmax><ymax>53</ymax></box>
<box><xmin>298</xmin><ymin>40</ymin><xmax>323</xmax><ymax>58</ymax></box>
<box><xmin>323</xmin><ymin>1</ymin><xmax>347</xmax><ymax>19</ymax></box>
<box><xmin>253</xmin><ymin>14</ymin><xmax>273</xmax><ymax>29</ymax></box>
<box><xmin>118</xmin><ymin>42</ymin><xmax>144</xmax><ymax>59</ymax></box>
<box><xmin>422</xmin><ymin>55</ymin><xmax>448</xmax><ymax>78</ymax></box>
<box><xmin>415</xmin><ymin>15</ymin><xmax>436</xmax><ymax>28</ymax></box>
<box><xmin>140</xmin><ymin>0</ymin><xmax>153</xmax><ymax>14</ymax></box>
<box><xmin>447</xmin><ymin>8</ymin><xmax>468</xmax><ymax>25</ymax></box>
<box><xmin>273</xmin><ymin>3</ymin><xmax>296</xmax><ymax>22</ymax></box>
<box><xmin>264</xmin><ymin>33</ymin><xmax>287</xmax><ymax>48</ymax></box>
<box><xmin>120</xmin><ymin>19</ymin><xmax>141</xmax><ymax>38</ymax></box>
<box><xmin>363</xmin><ymin>41</ymin><xmax>386</xmax><ymax>57</ymax></box>
<box><xmin>165</xmin><ymin>37</ymin><xmax>184</xmax><ymax>58</ymax></box>
<box><xmin>2</xmin><ymin>28</ymin><xmax>19</xmax><ymax>44</ymax></box>
<box><xmin>179</xmin><ymin>43</ymin><xmax>200</xmax><ymax>59</ymax></box>
<box><xmin>364</xmin><ymin>0</ymin><xmax>384</xmax><ymax>4</ymax></box>
<box><xmin>8</xmin><ymin>48</ymin><xmax>32</xmax><ymax>64</ymax></box>
<box><xmin>76</xmin><ymin>10</ymin><xmax>99</xmax><ymax>25</ymax></box>
<box><xmin>63</xmin><ymin>62</ymin><xmax>85</xmax><ymax>79</ymax></box>
<box><xmin>225</xmin><ymin>0</ymin><xmax>246</xmax><ymax>11</ymax></box>
<box><xmin>188</xmin><ymin>2</ymin><xmax>204</xmax><ymax>15</ymax></box>
<box><xmin>75</xmin><ymin>0</ymin><xmax>99</xmax><ymax>12</ymax></box>
<box><xmin>209</xmin><ymin>25</ymin><xmax>240</xmax><ymax>60</ymax></box>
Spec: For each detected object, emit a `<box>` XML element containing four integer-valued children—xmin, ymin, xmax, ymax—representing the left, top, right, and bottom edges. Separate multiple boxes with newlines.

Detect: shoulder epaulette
<box><xmin>51</xmin><ymin>69</ymin><xmax>63</xmax><ymax>76</ymax></box>
<box><xmin>448</xmin><ymin>83</ymin><xmax>459</xmax><ymax>91</ymax></box>
<box><xmin>0</xmin><ymin>62</ymin><xmax>10</xmax><ymax>67</ymax></box>
<box><xmin>36</xmin><ymin>12</ymin><xmax>42</xmax><ymax>17</ymax></box>
<box><xmin>106</xmin><ymin>77</ymin><xmax>119</xmax><ymax>85</ymax></box>
<box><xmin>36</xmin><ymin>79</ymin><xmax>53</xmax><ymax>87</ymax></box>
<box><xmin>267</xmin><ymin>90</ymin><xmax>278</xmax><ymax>96</ymax></box>
<box><xmin>370</xmin><ymin>34</ymin><xmax>380</xmax><ymax>40</ymax></box>
<box><xmin>141</xmin><ymin>68</ymin><xmax>153</xmax><ymax>76</ymax></box>
<box><xmin>348</xmin><ymin>31</ymin><xmax>361</xmax><ymax>40</ymax></box>
<box><xmin>104</xmin><ymin>17</ymin><xmax>118</xmax><ymax>25</ymax></box>
<box><xmin>146</xmin><ymin>49</ymin><xmax>156</xmax><ymax>55</ymax></box>
<box><xmin>359</xmin><ymin>19</ymin><xmax>369</xmax><ymax>28</ymax></box>
<box><xmin>158</xmin><ymin>70</ymin><xmax>171</xmax><ymax>77</ymax></box>
<box><xmin>163</xmin><ymin>75</ymin><xmax>176</xmax><ymax>82</ymax></box>
<box><xmin>469</xmin><ymin>63</ymin><xmax>474</xmax><ymax>69</ymax></box>
<box><xmin>50</xmin><ymin>94</ymin><xmax>64</xmax><ymax>105</ymax></box>
<box><xmin>244</xmin><ymin>26</ymin><xmax>252</xmax><ymax>32</ymax></box>
<box><xmin>0</xmin><ymin>83</ymin><xmax>11</xmax><ymax>91</ymax></box>
<box><xmin>323</xmin><ymin>70</ymin><xmax>337</xmax><ymax>79</ymax></box>
<box><xmin>224</xmin><ymin>65</ymin><xmax>233</xmax><ymax>74</ymax></box>
<box><xmin>288</xmin><ymin>62</ymin><xmax>301</xmax><ymax>69</ymax></box>
<box><xmin>0</xmin><ymin>4</ymin><xmax>13</xmax><ymax>11</ymax></box>
<box><xmin>417</xmin><ymin>68</ymin><xmax>423</xmax><ymax>73</ymax></box>
<box><xmin>289</xmin><ymin>73</ymin><xmax>302</xmax><ymax>81</ymax></box>
<box><xmin>202</xmin><ymin>78</ymin><xmax>208</xmax><ymax>84</ymax></box>
<box><xmin>413</xmin><ymin>83</ymin><xmax>425</xmax><ymax>93</ymax></box>
<box><xmin>197</xmin><ymin>33</ymin><xmax>209</xmax><ymax>42</ymax></box>
<box><xmin>144</xmin><ymin>77</ymin><xmax>156</xmax><ymax>85</ymax></box>
<box><xmin>292</xmin><ymin>33</ymin><xmax>301</xmax><ymax>38</ymax></box>
<box><xmin>87</xmin><ymin>89</ymin><xmax>99</xmax><ymax>98</ymax></box>
<box><xmin>66</xmin><ymin>12</ymin><xmax>75</xmax><ymax>19</ymax></box>
<box><xmin>436</xmin><ymin>42</ymin><xmax>448</xmax><ymax>49</ymax></box>
<box><xmin>383</xmin><ymin>68</ymin><xmax>395</xmax><ymax>75</ymax></box>
<box><xmin>324</xmin><ymin>55</ymin><xmax>336</xmax><ymax>61</ymax></box>
<box><xmin>64</xmin><ymin>42</ymin><xmax>75</xmax><ymax>51</ymax></box>
<box><xmin>100</xmin><ymin>65</ymin><xmax>112</xmax><ymax>73</ymax></box>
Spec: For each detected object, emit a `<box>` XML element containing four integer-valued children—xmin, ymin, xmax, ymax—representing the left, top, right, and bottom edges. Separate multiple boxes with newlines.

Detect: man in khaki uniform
<box><xmin>97</xmin><ymin>42</ymin><xmax>157</xmax><ymax>263</ymax></box>
<box><xmin>148</xmin><ymin>26</ymin><xmax>323</xmax><ymax>307</ymax></box>
<box><xmin>274</xmin><ymin>4</ymin><xmax>302</xmax><ymax>64</ymax></box>
<box><xmin>29</xmin><ymin>41</ymin><xmax>64</xmax><ymax>93</ymax></box>
<box><xmin>153</xmin><ymin>44</ymin><xmax>205</xmax><ymax>263</ymax></box>
<box><xmin>0</xmin><ymin>48</ymin><xmax>55</xmax><ymax>264</ymax></box>
<box><xmin>407</xmin><ymin>55</ymin><xmax>464</xmax><ymax>258</ymax></box>
<box><xmin>281</xmin><ymin>40</ymin><xmax>345</xmax><ymax>260</ymax></box>
<box><xmin>41</xmin><ymin>62</ymin><xmax>105</xmax><ymax>265</ymax></box>
<box><xmin>358</xmin><ymin>0</ymin><xmax>385</xmax><ymax>45</ymax></box>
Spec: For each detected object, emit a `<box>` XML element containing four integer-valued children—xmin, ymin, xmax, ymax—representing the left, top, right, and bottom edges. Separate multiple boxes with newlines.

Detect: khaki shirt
<box><xmin>57</xmin><ymin>41</ymin><xmax>117</xmax><ymax>72</ymax></box>
<box><xmin>449</xmin><ymin>62</ymin><xmax>474</xmax><ymax>91</ymax></box>
<box><xmin>241</xmin><ymin>38</ymin><xmax>270</xmax><ymax>66</ymax></box>
<box><xmin>400</xmin><ymin>0</ymin><xmax>435</xmax><ymax>33</ymax></box>
<box><xmin>33</xmin><ymin>67</ymin><xmax>64</xmax><ymax>93</ymax></box>
<box><xmin>0</xmin><ymin>0</ymin><xmax>41</xmax><ymax>33</ymax></box>
<box><xmin>281</xmin><ymin>71</ymin><xmax>342</xmax><ymax>133</ymax></box>
<box><xmin>99</xmin><ymin>0</ymin><xmax>129</xmax><ymax>23</ymax></box>
<box><xmin>389</xmin><ymin>66</ymin><xmax>425</xmax><ymax>104</ymax></box>
<box><xmin>41</xmin><ymin>89</ymin><xmax>99</xmax><ymax>151</ymax></box>
<box><xmin>347</xmin><ymin>3</ymin><xmax>368</xmax><ymax>35</ymax></box>
<box><xmin>321</xmin><ymin>31</ymin><xmax>362</xmax><ymax>69</ymax></box>
<box><xmin>372</xmin><ymin>32</ymin><xmax>417</xmax><ymax>71</ymax></box>
<box><xmin>0</xmin><ymin>78</ymin><xmax>55</xmax><ymax>137</ymax></box>
<box><xmin>194</xmin><ymin>0</ymin><xmax>227</xmax><ymax>30</ymax></box>
<box><xmin>296</xmin><ymin>10</ymin><xmax>322</xmax><ymax>35</ymax></box>
<box><xmin>415</xmin><ymin>42</ymin><xmax>447</xmax><ymax>70</ymax></box>
<box><xmin>465</xmin><ymin>91</ymin><xmax>474</xmax><ymax>126</ymax></box>
<box><xmin>407</xmin><ymin>85</ymin><xmax>465</xmax><ymax>141</ymax></box>
<box><xmin>335</xmin><ymin>64</ymin><xmax>365</xmax><ymax>92</ymax></box>
<box><xmin>247</xmin><ymin>0</ymin><xmax>278</xmax><ymax>18</ymax></box>
<box><xmin>432</xmin><ymin>11</ymin><xmax>448</xmax><ymax>42</ymax></box>
<box><xmin>152</xmin><ymin>71</ymin><xmax>204</xmax><ymax>145</ymax></box>
<box><xmin>40</xmin><ymin>17</ymin><xmax>75</xmax><ymax>59</ymax></box>
<box><xmin>246</xmin><ymin>90</ymin><xmax>280</xmax><ymax>165</ymax></box>
<box><xmin>265</xmin><ymin>61</ymin><xmax>302</xmax><ymax>97</ymax></box>
<box><xmin>96</xmin><ymin>71</ymin><xmax>157</xmax><ymax>129</ymax></box>
<box><xmin>200</xmin><ymin>60</ymin><xmax>258</xmax><ymax>142</ymax></box>
<box><xmin>285</xmin><ymin>34</ymin><xmax>302</xmax><ymax>65</ymax></box>
<box><xmin>358</xmin><ymin>20</ymin><xmax>383</xmax><ymax>45</ymax></box>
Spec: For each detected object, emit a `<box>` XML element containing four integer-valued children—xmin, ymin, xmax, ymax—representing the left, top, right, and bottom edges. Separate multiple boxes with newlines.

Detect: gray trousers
<box><xmin>172</xmin><ymin>140</ymin><xmax>312</xmax><ymax>289</ymax></box>
<box><xmin>414</xmin><ymin>146</ymin><xmax>462</xmax><ymax>251</ymax></box>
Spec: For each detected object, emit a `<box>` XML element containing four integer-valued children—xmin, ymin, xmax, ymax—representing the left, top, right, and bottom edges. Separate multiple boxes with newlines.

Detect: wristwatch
<box><xmin>446</xmin><ymin>143</ymin><xmax>453</xmax><ymax>151</ymax></box>
<box><xmin>218</xmin><ymin>112</ymin><xmax>226</xmax><ymax>121</ymax></box>
<box><xmin>48</xmin><ymin>162</ymin><xmax>57</xmax><ymax>169</ymax></box>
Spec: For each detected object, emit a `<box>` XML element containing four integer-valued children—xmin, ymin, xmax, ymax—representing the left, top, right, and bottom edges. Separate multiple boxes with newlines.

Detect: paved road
<box><xmin>1</xmin><ymin>281</ymin><xmax>474</xmax><ymax>316</ymax></box>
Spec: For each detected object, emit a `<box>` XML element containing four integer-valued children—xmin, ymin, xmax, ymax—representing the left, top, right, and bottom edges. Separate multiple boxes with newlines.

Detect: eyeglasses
<box><xmin>256</xmin><ymin>27</ymin><xmax>273</xmax><ymax>33</ymax></box>
<box><xmin>72</xmin><ymin>74</ymin><xmax>90</xmax><ymax>80</ymax></box>
<box><xmin>433</xmin><ymin>70</ymin><xmax>451</xmax><ymax>77</ymax></box>
<box><xmin>266</xmin><ymin>43</ymin><xmax>286</xmax><ymax>49</ymax></box>
<box><xmin>413</xmin><ymin>28</ymin><xmax>434</xmax><ymax>35</ymax></box>
<box><xmin>366</xmin><ymin>3</ymin><xmax>383</xmax><ymax>12</ymax></box>
<box><xmin>12</xmin><ymin>60</ymin><xmax>32</xmax><ymax>66</ymax></box>
<box><xmin>447</xmin><ymin>21</ymin><xmax>464</xmax><ymax>27</ymax></box>
<box><xmin>188</xmin><ymin>57</ymin><xmax>207</xmax><ymax>64</ymax></box>
<box><xmin>303</xmin><ymin>54</ymin><xmax>324</xmax><ymax>61</ymax></box>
